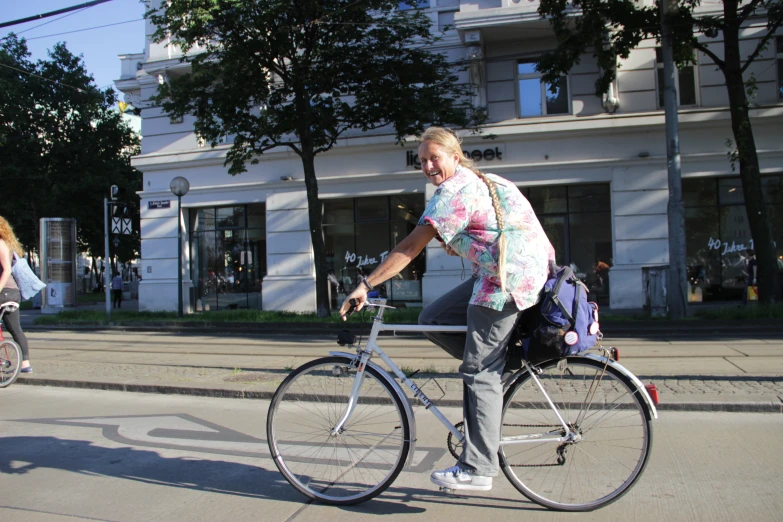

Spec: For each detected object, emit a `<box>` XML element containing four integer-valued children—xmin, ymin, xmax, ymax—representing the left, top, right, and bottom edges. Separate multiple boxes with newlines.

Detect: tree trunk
<box><xmin>722</xmin><ymin>4</ymin><xmax>781</xmax><ymax>303</ymax></box>
<box><xmin>661</xmin><ymin>0</ymin><xmax>688</xmax><ymax>319</ymax></box>
<box><xmin>300</xmin><ymin>147</ymin><xmax>331</xmax><ymax>317</ymax></box>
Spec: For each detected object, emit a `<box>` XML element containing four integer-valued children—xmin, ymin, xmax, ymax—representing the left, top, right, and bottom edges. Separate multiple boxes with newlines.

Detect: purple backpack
<box><xmin>519</xmin><ymin>265</ymin><xmax>601</xmax><ymax>361</ymax></box>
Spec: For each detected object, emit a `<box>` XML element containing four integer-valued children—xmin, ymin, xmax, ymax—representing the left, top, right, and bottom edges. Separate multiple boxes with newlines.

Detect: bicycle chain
<box><xmin>502</xmin><ymin>423</ymin><xmax>568</xmax><ymax>467</ymax></box>
<box><xmin>502</xmin><ymin>423</ymin><xmax>562</xmax><ymax>428</ymax></box>
<box><xmin>447</xmin><ymin>422</ymin><xmax>568</xmax><ymax>465</ymax></box>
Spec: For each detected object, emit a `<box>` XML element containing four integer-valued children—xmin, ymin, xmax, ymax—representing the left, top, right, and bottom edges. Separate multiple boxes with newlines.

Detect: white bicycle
<box><xmin>267</xmin><ymin>299</ymin><xmax>658</xmax><ymax>511</ymax></box>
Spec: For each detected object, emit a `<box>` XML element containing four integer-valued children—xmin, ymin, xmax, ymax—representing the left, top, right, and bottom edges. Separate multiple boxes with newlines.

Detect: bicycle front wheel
<box><xmin>500</xmin><ymin>357</ymin><xmax>653</xmax><ymax>511</ymax></box>
<box><xmin>0</xmin><ymin>340</ymin><xmax>22</xmax><ymax>388</ymax></box>
<box><xmin>267</xmin><ymin>356</ymin><xmax>411</xmax><ymax>505</ymax></box>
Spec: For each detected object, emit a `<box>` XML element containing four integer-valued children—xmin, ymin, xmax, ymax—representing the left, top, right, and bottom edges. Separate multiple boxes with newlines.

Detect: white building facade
<box><xmin>116</xmin><ymin>0</ymin><xmax>783</xmax><ymax>313</ymax></box>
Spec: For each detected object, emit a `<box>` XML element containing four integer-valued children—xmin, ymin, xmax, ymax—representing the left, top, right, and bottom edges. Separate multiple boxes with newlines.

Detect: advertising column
<box><xmin>40</xmin><ymin>218</ymin><xmax>77</xmax><ymax>313</ymax></box>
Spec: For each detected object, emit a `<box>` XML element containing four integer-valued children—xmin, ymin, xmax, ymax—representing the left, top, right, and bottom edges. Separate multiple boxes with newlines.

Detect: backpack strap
<box><xmin>549</xmin><ymin>267</ymin><xmax>575</xmax><ymax>323</ymax></box>
<box><xmin>570</xmin><ymin>280</ymin><xmax>581</xmax><ymax>331</ymax></box>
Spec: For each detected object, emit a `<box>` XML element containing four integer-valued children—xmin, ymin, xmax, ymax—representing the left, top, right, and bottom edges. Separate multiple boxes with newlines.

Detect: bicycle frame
<box><xmin>329</xmin><ymin>301</ymin><xmax>594</xmax><ymax>462</ymax></box>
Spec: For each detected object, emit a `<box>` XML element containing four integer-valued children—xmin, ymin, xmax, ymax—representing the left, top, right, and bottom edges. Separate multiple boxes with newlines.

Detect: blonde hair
<box><xmin>0</xmin><ymin>216</ymin><xmax>23</xmax><ymax>257</ymax></box>
<box><xmin>419</xmin><ymin>127</ymin><xmax>508</xmax><ymax>292</ymax></box>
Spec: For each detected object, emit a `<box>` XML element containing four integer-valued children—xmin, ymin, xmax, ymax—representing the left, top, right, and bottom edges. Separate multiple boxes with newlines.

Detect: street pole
<box><xmin>177</xmin><ymin>194</ymin><xmax>183</xmax><ymax>318</ymax></box>
<box><xmin>661</xmin><ymin>0</ymin><xmax>687</xmax><ymax>320</ymax></box>
<box><xmin>104</xmin><ymin>197</ymin><xmax>111</xmax><ymax>320</ymax></box>
<box><xmin>169</xmin><ymin>176</ymin><xmax>190</xmax><ymax>318</ymax></box>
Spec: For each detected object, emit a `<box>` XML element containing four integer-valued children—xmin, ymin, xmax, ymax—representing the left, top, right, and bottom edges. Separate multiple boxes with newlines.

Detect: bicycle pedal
<box><xmin>439</xmin><ymin>487</ymin><xmax>455</xmax><ymax>494</ymax></box>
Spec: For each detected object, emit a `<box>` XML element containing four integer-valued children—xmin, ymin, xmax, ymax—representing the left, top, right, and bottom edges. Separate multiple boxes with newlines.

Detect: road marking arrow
<box><xmin>14</xmin><ymin>414</ymin><xmax>443</xmax><ymax>470</ymax></box>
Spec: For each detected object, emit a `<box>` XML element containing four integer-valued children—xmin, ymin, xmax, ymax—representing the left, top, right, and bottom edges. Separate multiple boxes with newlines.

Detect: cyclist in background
<box><xmin>0</xmin><ymin>216</ymin><xmax>33</xmax><ymax>374</ymax></box>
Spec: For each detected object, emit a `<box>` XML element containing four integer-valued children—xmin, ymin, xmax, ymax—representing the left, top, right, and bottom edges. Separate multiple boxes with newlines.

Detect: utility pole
<box><xmin>104</xmin><ymin>197</ymin><xmax>111</xmax><ymax>320</ymax></box>
<box><xmin>661</xmin><ymin>0</ymin><xmax>688</xmax><ymax>320</ymax></box>
<box><xmin>104</xmin><ymin>185</ymin><xmax>119</xmax><ymax>320</ymax></box>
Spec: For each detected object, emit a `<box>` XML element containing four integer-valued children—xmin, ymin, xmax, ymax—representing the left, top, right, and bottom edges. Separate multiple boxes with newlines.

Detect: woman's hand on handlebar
<box><xmin>339</xmin><ymin>287</ymin><xmax>367</xmax><ymax>320</ymax></box>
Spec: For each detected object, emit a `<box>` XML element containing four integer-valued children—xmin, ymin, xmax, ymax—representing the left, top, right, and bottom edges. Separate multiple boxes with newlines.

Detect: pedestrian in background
<box><xmin>744</xmin><ymin>249</ymin><xmax>758</xmax><ymax>303</ymax></box>
<box><xmin>0</xmin><ymin>216</ymin><xmax>33</xmax><ymax>373</ymax></box>
<box><xmin>111</xmin><ymin>272</ymin><xmax>123</xmax><ymax>308</ymax></box>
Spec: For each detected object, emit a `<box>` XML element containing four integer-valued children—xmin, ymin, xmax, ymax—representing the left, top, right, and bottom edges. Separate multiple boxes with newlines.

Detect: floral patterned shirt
<box><xmin>418</xmin><ymin>166</ymin><xmax>555</xmax><ymax>311</ymax></box>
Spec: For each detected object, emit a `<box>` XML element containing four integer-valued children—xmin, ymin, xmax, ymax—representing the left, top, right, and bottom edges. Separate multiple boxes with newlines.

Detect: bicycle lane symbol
<box><xmin>11</xmin><ymin>414</ymin><xmax>446</xmax><ymax>472</ymax></box>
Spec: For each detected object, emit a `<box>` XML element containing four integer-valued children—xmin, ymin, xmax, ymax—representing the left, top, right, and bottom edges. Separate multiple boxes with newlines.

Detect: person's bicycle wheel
<box><xmin>0</xmin><ymin>340</ymin><xmax>22</xmax><ymax>388</ymax></box>
<box><xmin>267</xmin><ymin>356</ymin><xmax>411</xmax><ymax>505</ymax></box>
<box><xmin>500</xmin><ymin>357</ymin><xmax>653</xmax><ymax>511</ymax></box>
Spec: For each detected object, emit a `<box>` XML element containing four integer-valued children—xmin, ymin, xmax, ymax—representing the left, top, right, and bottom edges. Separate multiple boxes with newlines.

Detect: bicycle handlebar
<box><xmin>345</xmin><ymin>298</ymin><xmax>359</xmax><ymax>317</ymax></box>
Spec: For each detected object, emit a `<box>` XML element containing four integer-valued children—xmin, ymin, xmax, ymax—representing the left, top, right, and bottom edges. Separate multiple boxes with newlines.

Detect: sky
<box><xmin>2</xmin><ymin>0</ymin><xmax>147</xmax><ymax>93</ymax></box>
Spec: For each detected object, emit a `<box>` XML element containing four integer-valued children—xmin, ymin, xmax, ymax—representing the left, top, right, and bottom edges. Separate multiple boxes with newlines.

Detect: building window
<box><xmin>521</xmin><ymin>184</ymin><xmax>612</xmax><ymax>305</ymax></box>
<box><xmin>777</xmin><ymin>36</ymin><xmax>783</xmax><ymax>100</ymax></box>
<box><xmin>683</xmin><ymin>175</ymin><xmax>783</xmax><ymax>301</ymax></box>
<box><xmin>323</xmin><ymin>195</ymin><xmax>426</xmax><ymax>308</ymax></box>
<box><xmin>437</xmin><ymin>9</ymin><xmax>457</xmax><ymax>31</ymax></box>
<box><xmin>190</xmin><ymin>204</ymin><xmax>266</xmax><ymax>311</ymax></box>
<box><xmin>655</xmin><ymin>47</ymin><xmax>698</xmax><ymax>108</ymax></box>
<box><xmin>517</xmin><ymin>59</ymin><xmax>569</xmax><ymax>118</ymax></box>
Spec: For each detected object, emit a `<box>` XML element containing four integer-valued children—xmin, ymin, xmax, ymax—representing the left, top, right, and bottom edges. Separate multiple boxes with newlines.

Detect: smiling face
<box><xmin>418</xmin><ymin>140</ymin><xmax>461</xmax><ymax>187</ymax></box>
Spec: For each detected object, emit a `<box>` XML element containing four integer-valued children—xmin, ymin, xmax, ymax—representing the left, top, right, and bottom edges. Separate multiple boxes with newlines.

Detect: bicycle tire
<box><xmin>499</xmin><ymin>357</ymin><xmax>653</xmax><ymax>511</ymax></box>
<box><xmin>267</xmin><ymin>356</ymin><xmax>411</xmax><ymax>505</ymax></box>
<box><xmin>0</xmin><ymin>340</ymin><xmax>22</xmax><ymax>388</ymax></box>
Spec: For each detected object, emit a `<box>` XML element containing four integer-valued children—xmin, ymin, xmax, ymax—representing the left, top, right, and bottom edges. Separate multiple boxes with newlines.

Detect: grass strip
<box><xmin>33</xmin><ymin>306</ymin><xmax>423</xmax><ymax>325</ymax></box>
<box><xmin>31</xmin><ymin>301</ymin><xmax>783</xmax><ymax>326</ymax></box>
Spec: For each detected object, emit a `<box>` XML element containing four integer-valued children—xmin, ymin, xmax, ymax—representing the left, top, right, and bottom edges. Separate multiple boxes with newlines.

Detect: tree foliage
<box><xmin>536</xmin><ymin>0</ymin><xmax>782</xmax><ymax>303</ymax></box>
<box><xmin>147</xmin><ymin>0</ymin><xmax>484</xmax><ymax>315</ymax></box>
<box><xmin>0</xmin><ymin>35</ymin><xmax>142</xmax><ymax>264</ymax></box>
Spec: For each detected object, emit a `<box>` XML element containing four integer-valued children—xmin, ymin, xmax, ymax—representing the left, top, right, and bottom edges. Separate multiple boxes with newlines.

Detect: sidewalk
<box><xmin>11</xmin><ymin>326</ymin><xmax>783</xmax><ymax>413</ymax></box>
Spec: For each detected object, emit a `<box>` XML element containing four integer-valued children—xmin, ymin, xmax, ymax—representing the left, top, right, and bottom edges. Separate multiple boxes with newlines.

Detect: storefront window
<box><xmin>190</xmin><ymin>204</ymin><xmax>266</xmax><ymax>311</ymax></box>
<box><xmin>522</xmin><ymin>184</ymin><xmax>612</xmax><ymax>304</ymax></box>
<box><xmin>684</xmin><ymin>174</ymin><xmax>783</xmax><ymax>301</ymax></box>
<box><xmin>323</xmin><ymin>195</ymin><xmax>426</xmax><ymax>308</ymax></box>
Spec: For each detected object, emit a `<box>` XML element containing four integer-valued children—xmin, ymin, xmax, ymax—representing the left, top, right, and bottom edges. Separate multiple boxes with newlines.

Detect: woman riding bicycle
<box><xmin>340</xmin><ymin>126</ymin><xmax>554</xmax><ymax>491</ymax></box>
<box><xmin>0</xmin><ymin>216</ymin><xmax>32</xmax><ymax>374</ymax></box>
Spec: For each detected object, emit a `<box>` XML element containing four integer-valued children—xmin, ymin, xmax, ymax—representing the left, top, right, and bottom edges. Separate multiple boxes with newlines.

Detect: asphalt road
<box><xmin>1</xmin><ymin>387</ymin><xmax>782</xmax><ymax>521</ymax></box>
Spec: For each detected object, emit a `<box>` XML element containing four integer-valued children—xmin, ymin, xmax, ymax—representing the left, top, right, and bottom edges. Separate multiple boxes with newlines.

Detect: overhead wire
<box><xmin>24</xmin><ymin>18</ymin><xmax>144</xmax><ymax>41</ymax></box>
<box><xmin>0</xmin><ymin>61</ymin><xmax>88</xmax><ymax>93</ymax></box>
<box><xmin>5</xmin><ymin>8</ymin><xmax>89</xmax><ymax>38</ymax></box>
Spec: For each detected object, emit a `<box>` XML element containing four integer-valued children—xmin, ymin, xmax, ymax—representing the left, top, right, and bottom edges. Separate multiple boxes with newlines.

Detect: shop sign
<box><xmin>707</xmin><ymin>237</ymin><xmax>754</xmax><ymax>256</ymax></box>
<box><xmin>148</xmin><ymin>200</ymin><xmax>171</xmax><ymax>209</ymax></box>
<box><xmin>406</xmin><ymin>144</ymin><xmax>505</xmax><ymax>169</ymax></box>
<box><xmin>345</xmin><ymin>250</ymin><xmax>389</xmax><ymax>269</ymax></box>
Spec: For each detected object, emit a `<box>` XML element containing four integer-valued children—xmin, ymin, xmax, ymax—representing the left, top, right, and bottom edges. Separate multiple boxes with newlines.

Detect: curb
<box><xmin>15</xmin><ymin>378</ymin><xmax>783</xmax><ymax>413</ymax></box>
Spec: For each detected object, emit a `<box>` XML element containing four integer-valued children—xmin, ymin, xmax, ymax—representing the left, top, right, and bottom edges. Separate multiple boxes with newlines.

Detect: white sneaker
<box><xmin>430</xmin><ymin>465</ymin><xmax>492</xmax><ymax>491</ymax></box>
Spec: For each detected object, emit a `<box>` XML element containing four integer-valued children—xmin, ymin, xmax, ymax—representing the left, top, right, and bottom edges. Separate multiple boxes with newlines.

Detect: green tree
<box><xmin>536</xmin><ymin>0</ymin><xmax>782</xmax><ymax>304</ymax></box>
<box><xmin>0</xmin><ymin>35</ymin><xmax>141</xmax><ymax>270</ymax></box>
<box><xmin>147</xmin><ymin>0</ymin><xmax>483</xmax><ymax>316</ymax></box>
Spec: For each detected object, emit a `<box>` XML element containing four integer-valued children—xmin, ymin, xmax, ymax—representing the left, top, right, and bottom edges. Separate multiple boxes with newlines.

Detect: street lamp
<box><xmin>170</xmin><ymin>176</ymin><xmax>190</xmax><ymax>317</ymax></box>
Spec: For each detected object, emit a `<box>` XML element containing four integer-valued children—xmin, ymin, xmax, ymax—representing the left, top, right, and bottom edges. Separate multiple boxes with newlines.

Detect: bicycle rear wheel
<box><xmin>500</xmin><ymin>357</ymin><xmax>653</xmax><ymax>511</ymax></box>
<box><xmin>267</xmin><ymin>356</ymin><xmax>410</xmax><ymax>505</ymax></box>
<box><xmin>0</xmin><ymin>340</ymin><xmax>22</xmax><ymax>388</ymax></box>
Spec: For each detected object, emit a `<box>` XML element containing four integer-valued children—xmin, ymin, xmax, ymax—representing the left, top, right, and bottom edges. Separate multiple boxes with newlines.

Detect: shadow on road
<box><xmin>0</xmin><ymin>436</ymin><xmax>550</xmax><ymax>515</ymax></box>
<box><xmin>0</xmin><ymin>436</ymin><xmax>300</xmax><ymax>502</ymax></box>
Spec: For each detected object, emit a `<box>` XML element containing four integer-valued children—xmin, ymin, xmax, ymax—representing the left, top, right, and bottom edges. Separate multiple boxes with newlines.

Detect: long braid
<box><xmin>473</xmin><ymin>170</ymin><xmax>507</xmax><ymax>293</ymax></box>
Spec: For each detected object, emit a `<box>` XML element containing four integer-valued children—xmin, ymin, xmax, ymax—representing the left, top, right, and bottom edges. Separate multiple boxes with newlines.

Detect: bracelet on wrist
<box><xmin>361</xmin><ymin>277</ymin><xmax>373</xmax><ymax>291</ymax></box>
